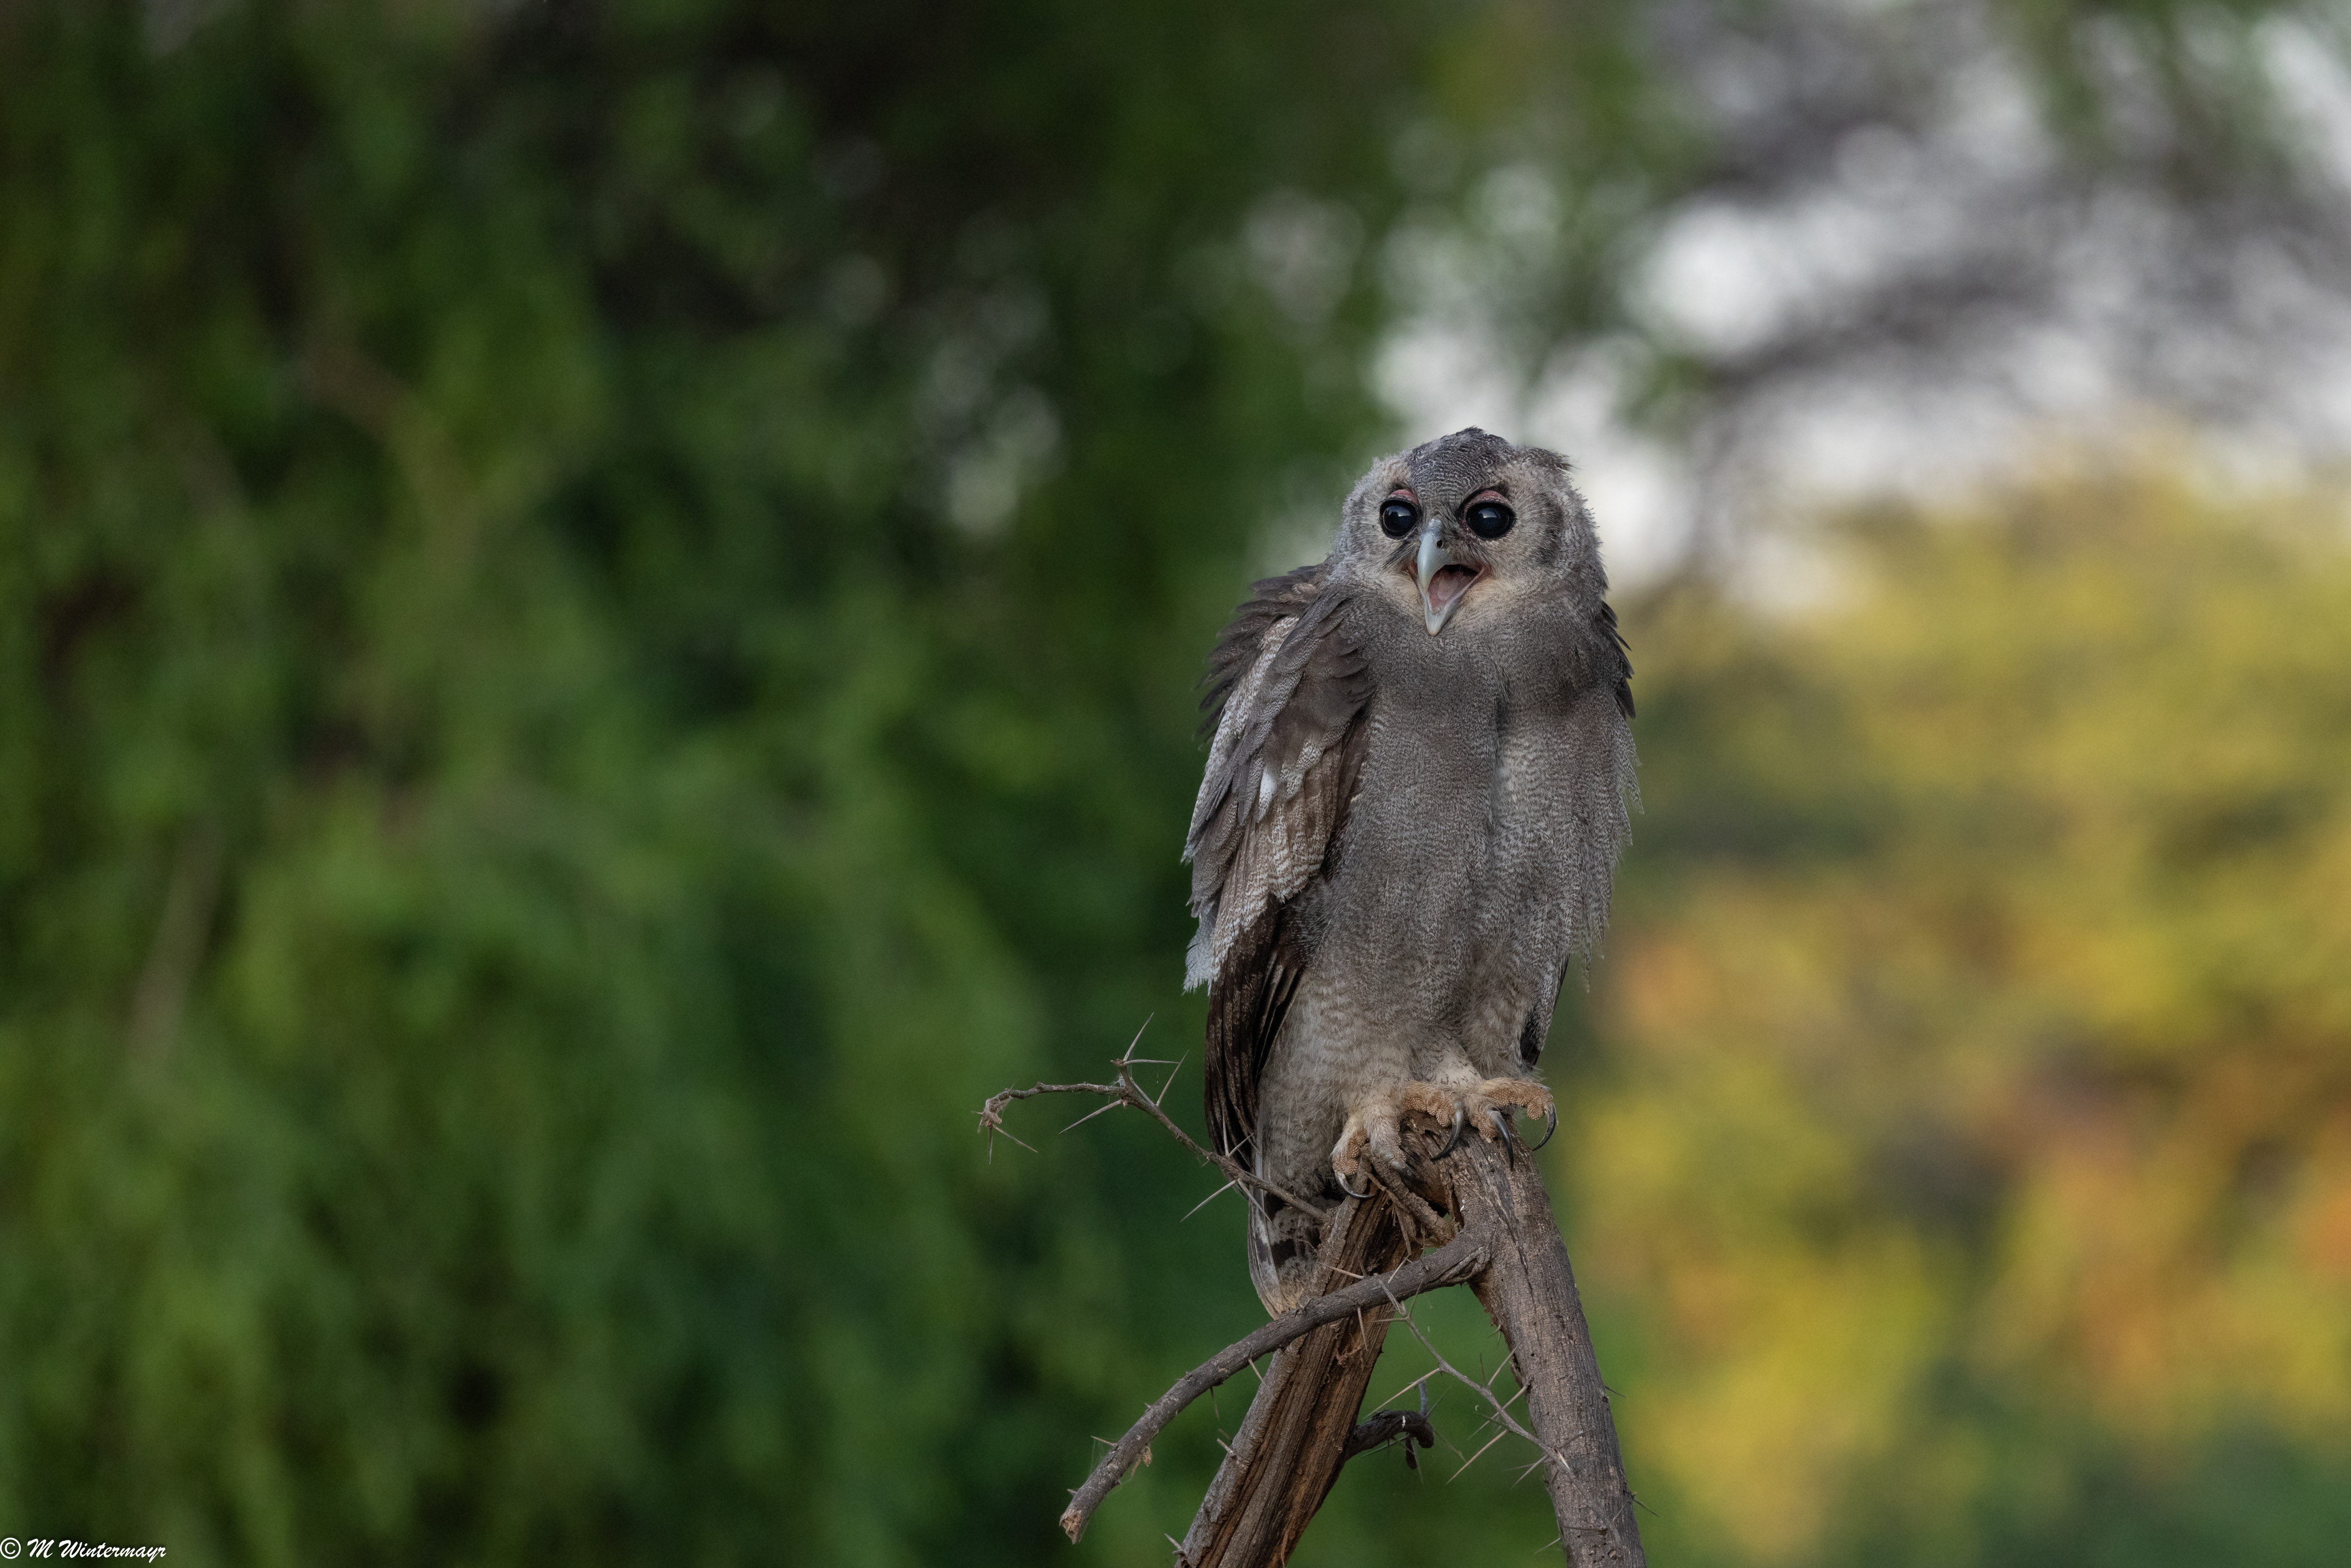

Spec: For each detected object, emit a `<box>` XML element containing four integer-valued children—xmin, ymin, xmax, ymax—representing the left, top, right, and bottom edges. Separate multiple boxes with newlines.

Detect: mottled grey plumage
<box><xmin>1185</xmin><ymin>429</ymin><xmax>1637</xmax><ymax>1313</ymax></box>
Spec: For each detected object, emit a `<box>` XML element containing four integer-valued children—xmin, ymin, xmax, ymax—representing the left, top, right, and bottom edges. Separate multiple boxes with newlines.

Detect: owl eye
<box><xmin>1378</xmin><ymin>498</ymin><xmax>1419</xmax><ymax>538</ymax></box>
<box><xmin>1466</xmin><ymin>500</ymin><xmax>1515</xmax><ymax>539</ymax></box>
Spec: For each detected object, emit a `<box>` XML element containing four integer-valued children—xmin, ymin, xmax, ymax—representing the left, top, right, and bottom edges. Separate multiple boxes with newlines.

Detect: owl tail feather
<box><xmin>1247</xmin><ymin>1195</ymin><xmax>1323</xmax><ymax>1316</ymax></box>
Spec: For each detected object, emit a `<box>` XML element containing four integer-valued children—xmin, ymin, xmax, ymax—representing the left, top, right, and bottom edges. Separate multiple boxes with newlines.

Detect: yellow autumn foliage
<box><xmin>1580</xmin><ymin>463</ymin><xmax>2351</xmax><ymax>1562</ymax></box>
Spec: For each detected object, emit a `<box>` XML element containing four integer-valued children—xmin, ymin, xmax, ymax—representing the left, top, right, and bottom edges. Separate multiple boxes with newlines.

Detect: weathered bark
<box><xmin>1176</xmin><ymin>1193</ymin><xmax>1411</xmax><ymax>1566</ymax></box>
<box><xmin>1057</xmin><ymin>1219</ymin><xmax>1483</xmax><ymax>1544</ymax></box>
<box><xmin>1452</xmin><ymin>1134</ymin><xmax>1644</xmax><ymax>1567</ymax></box>
<box><xmin>1001</xmin><ymin>1064</ymin><xmax>1644</xmax><ymax>1567</ymax></box>
<box><xmin>1177</xmin><ymin>1129</ymin><xmax>1644</xmax><ymax>1568</ymax></box>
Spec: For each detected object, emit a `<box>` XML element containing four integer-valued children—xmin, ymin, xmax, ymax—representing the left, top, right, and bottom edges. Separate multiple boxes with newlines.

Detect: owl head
<box><xmin>1333</xmin><ymin>428</ymin><xmax>1604</xmax><ymax>635</ymax></box>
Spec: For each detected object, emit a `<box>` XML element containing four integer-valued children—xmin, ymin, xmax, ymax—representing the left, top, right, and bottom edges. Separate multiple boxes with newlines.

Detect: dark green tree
<box><xmin>0</xmin><ymin>2</ymin><xmax>1489</xmax><ymax>1561</ymax></box>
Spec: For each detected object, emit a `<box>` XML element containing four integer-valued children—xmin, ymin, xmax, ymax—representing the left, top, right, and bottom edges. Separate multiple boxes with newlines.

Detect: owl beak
<box><xmin>1414</xmin><ymin>523</ymin><xmax>1481</xmax><ymax>636</ymax></box>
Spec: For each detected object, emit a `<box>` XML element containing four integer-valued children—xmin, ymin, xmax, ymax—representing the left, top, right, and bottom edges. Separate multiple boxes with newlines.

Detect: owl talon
<box><xmin>1436</xmin><ymin>1104</ymin><xmax>1468</xmax><ymax>1160</ymax></box>
<box><xmin>1524</xmin><ymin>1101</ymin><xmax>1559</xmax><ymax>1151</ymax></box>
<box><xmin>1336</xmin><ymin>1166</ymin><xmax>1374</xmax><ymax>1200</ymax></box>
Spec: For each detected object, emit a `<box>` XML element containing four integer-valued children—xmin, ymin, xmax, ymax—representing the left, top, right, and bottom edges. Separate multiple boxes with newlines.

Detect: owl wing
<box><xmin>1598</xmin><ymin>599</ymin><xmax>1636</xmax><ymax>719</ymax></box>
<box><xmin>1184</xmin><ymin>564</ymin><xmax>1373</xmax><ymax>1167</ymax></box>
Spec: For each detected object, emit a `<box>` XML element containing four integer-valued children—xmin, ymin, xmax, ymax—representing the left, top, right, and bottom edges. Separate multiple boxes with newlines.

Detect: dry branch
<box><xmin>979</xmin><ymin>1032</ymin><xmax>1330</xmax><ymax>1221</ymax></box>
<box><xmin>978</xmin><ymin>1049</ymin><xmax>1644</xmax><ymax>1568</ymax></box>
<box><xmin>1176</xmin><ymin>1192</ymin><xmax>1413</xmax><ymax>1565</ymax></box>
<box><xmin>1452</xmin><ymin>1133</ymin><xmax>1645</xmax><ymax>1566</ymax></box>
<box><xmin>1058</xmin><ymin>1225</ymin><xmax>1484</xmax><ymax>1542</ymax></box>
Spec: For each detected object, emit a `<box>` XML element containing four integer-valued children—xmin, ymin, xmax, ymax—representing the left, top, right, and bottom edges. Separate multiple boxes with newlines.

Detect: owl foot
<box><xmin>1329</xmin><ymin>1079</ymin><xmax>1556</xmax><ymax>1192</ymax></box>
<box><xmin>1439</xmin><ymin>1079</ymin><xmax>1558</xmax><ymax>1156</ymax></box>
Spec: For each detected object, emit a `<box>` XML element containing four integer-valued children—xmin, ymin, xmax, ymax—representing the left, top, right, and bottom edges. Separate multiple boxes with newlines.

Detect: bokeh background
<box><xmin>7</xmin><ymin>1</ymin><xmax>2351</xmax><ymax>1563</ymax></box>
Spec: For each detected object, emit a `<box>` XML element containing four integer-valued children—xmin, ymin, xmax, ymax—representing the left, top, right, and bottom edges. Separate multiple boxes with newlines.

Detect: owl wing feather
<box><xmin>1598</xmin><ymin>600</ymin><xmax>1635</xmax><ymax>719</ymax></box>
<box><xmin>1184</xmin><ymin>564</ymin><xmax>1373</xmax><ymax>1167</ymax></box>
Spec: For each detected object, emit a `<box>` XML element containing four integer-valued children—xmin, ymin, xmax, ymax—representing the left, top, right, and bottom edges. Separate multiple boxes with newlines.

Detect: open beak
<box><xmin>1414</xmin><ymin>522</ymin><xmax>1482</xmax><ymax>635</ymax></box>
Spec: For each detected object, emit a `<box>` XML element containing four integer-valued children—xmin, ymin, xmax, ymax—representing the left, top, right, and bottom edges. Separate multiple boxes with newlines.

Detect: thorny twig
<box><xmin>1056</xmin><ymin>1230</ymin><xmax>1487</xmax><ymax>1542</ymax></box>
<box><xmin>987</xmin><ymin>1052</ymin><xmax>1635</xmax><ymax>1557</ymax></box>
<box><xmin>978</xmin><ymin>1022</ymin><xmax>1332</xmax><ymax>1222</ymax></box>
<box><xmin>1378</xmin><ymin>1279</ymin><xmax>1569</xmax><ymax>1486</ymax></box>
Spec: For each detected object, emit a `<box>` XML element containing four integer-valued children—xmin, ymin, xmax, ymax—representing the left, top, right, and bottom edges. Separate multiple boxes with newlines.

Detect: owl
<box><xmin>1184</xmin><ymin>428</ymin><xmax>1637</xmax><ymax>1313</ymax></box>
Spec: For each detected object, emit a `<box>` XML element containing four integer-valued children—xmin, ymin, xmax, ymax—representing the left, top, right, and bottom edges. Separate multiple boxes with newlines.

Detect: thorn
<box><xmin>975</xmin><ymin>1109</ymin><xmax>1039</xmax><ymax>1155</ymax></box>
<box><xmin>1154</xmin><ymin>1053</ymin><xmax>1188</xmax><ymax>1106</ymax></box>
<box><xmin>1451</xmin><ymin>1426</ymin><xmax>1510</xmax><ymax>1481</ymax></box>
<box><xmin>1114</xmin><ymin>1015</ymin><xmax>1155</xmax><ymax>1067</ymax></box>
<box><xmin>1373</xmin><ymin>1368</ymin><xmax>1438</xmax><ymax>1409</ymax></box>
<box><xmin>1061</xmin><ymin>1097</ymin><xmax>1128</xmax><ymax>1134</ymax></box>
<box><xmin>1182</xmin><ymin>1179</ymin><xmax>1239</xmax><ymax>1221</ymax></box>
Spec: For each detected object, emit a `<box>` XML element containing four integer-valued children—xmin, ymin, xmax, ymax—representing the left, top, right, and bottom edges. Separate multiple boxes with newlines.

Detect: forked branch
<box><xmin>1057</xmin><ymin>1229</ymin><xmax>1486</xmax><ymax>1543</ymax></box>
<box><xmin>980</xmin><ymin>1036</ymin><xmax>1645</xmax><ymax>1568</ymax></box>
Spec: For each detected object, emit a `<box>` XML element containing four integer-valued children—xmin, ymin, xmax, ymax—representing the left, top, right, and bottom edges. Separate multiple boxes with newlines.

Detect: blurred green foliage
<box><xmin>3</xmin><ymin>3</ymin><xmax>2348</xmax><ymax>1567</ymax></box>
<box><xmin>0</xmin><ymin>3</ymin><xmax>1518</xmax><ymax>1562</ymax></box>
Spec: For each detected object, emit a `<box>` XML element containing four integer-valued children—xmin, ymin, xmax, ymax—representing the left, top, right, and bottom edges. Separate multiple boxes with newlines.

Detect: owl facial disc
<box><xmin>1414</xmin><ymin>521</ymin><xmax>1481</xmax><ymax>635</ymax></box>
